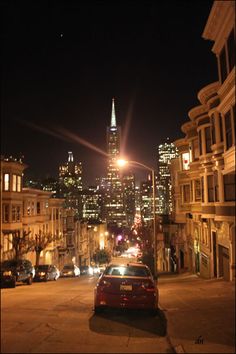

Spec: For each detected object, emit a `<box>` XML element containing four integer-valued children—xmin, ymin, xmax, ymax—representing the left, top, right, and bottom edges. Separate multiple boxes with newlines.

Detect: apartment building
<box><xmin>171</xmin><ymin>1</ymin><xmax>235</xmax><ymax>281</ymax></box>
<box><xmin>1</xmin><ymin>157</ymin><xmax>66</xmax><ymax>268</ymax></box>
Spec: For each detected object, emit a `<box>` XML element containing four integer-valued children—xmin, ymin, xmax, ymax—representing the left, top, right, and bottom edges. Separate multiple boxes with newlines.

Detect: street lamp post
<box><xmin>117</xmin><ymin>159</ymin><xmax>157</xmax><ymax>279</ymax></box>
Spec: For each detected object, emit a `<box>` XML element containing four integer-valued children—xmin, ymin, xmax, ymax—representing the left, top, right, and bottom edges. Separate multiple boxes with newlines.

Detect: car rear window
<box><xmin>104</xmin><ymin>265</ymin><xmax>151</xmax><ymax>277</ymax></box>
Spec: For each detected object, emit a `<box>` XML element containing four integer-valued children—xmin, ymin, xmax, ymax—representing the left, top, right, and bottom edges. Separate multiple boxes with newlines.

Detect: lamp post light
<box><xmin>117</xmin><ymin>159</ymin><xmax>157</xmax><ymax>279</ymax></box>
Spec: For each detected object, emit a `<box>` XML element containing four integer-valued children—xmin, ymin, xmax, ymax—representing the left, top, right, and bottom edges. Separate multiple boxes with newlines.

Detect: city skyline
<box><xmin>1</xmin><ymin>1</ymin><xmax>216</xmax><ymax>185</ymax></box>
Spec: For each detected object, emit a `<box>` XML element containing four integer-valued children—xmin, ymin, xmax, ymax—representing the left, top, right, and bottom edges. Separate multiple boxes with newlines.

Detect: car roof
<box><xmin>107</xmin><ymin>263</ymin><xmax>148</xmax><ymax>268</ymax></box>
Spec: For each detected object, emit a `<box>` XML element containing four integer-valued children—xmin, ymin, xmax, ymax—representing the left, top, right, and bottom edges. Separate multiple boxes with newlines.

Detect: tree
<box><xmin>93</xmin><ymin>248</ymin><xmax>111</xmax><ymax>265</ymax></box>
<box><xmin>34</xmin><ymin>231</ymin><xmax>57</xmax><ymax>266</ymax></box>
<box><xmin>6</xmin><ymin>230</ymin><xmax>35</xmax><ymax>260</ymax></box>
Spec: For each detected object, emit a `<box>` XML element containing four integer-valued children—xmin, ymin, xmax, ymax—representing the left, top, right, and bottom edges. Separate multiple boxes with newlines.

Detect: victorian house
<box><xmin>171</xmin><ymin>0</ymin><xmax>235</xmax><ymax>281</ymax></box>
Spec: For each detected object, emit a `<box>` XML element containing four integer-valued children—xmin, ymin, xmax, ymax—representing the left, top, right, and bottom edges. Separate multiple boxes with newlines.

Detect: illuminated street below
<box><xmin>1</xmin><ymin>268</ymin><xmax>235</xmax><ymax>353</ymax></box>
<box><xmin>1</xmin><ymin>273</ymin><xmax>171</xmax><ymax>353</ymax></box>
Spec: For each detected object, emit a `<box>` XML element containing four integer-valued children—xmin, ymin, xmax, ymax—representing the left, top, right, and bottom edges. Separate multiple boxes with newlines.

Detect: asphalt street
<box><xmin>158</xmin><ymin>272</ymin><xmax>236</xmax><ymax>353</ymax></box>
<box><xmin>1</xmin><ymin>274</ymin><xmax>172</xmax><ymax>353</ymax></box>
<box><xmin>1</xmin><ymin>270</ymin><xmax>235</xmax><ymax>353</ymax></box>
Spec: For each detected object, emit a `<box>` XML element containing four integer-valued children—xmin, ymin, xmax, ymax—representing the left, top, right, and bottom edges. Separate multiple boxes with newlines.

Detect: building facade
<box><xmin>157</xmin><ymin>138</ymin><xmax>178</xmax><ymax>215</ymax></box>
<box><xmin>1</xmin><ymin>156</ymin><xmax>67</xmax><ymax>268</ymax></box>
<box><xmin>122</xmin><ymin>172</ymin><xmax>136</xmax><ymax>228</ymax></box>
<box><xmin>171</xmin><ymin>0</ymin><xmax>235</xmax><ymax>281</ymax></box>
<box><xmin>58</xmin><ymin>151</ymin><xmax>83</xmax><ymax>217</ymax></box>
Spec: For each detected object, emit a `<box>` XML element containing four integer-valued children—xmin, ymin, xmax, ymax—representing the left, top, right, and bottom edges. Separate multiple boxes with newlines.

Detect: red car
<box><xmin>94</xmin><ymin>263</ymin><xmax>158</xmax><ymax>314</ymax></box>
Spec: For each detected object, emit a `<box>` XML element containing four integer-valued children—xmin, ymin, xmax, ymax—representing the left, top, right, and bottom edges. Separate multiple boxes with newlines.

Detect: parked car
<box><xmin>80</xmin><ymin>265</ymin><xmax>90</xmax><ymax>275</ymax></box>
<box><xmin>0</xmin><ymin>259</ymin><xmax>35</xmax><ymax>288</ymax></box>
<box><xmin>34</xmin><ymin>264</ymin><xmax>60</xmax><ymax>282</ymax></box>
<box><xmin>60</xmin><ymin>264</ymin><xmax>80</xmax><ymax>277</ymax></box>
<box><xmin>94</xmin><ymin>262</ymin><xmax>158</xmax><ymax>314</ymax></box>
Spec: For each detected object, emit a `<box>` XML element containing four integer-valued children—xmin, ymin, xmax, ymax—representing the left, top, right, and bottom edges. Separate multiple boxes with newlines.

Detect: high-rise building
<box><xmin>81</xmin><ymin>186</ymin><xmax>102</xmax><ymax>223</ymax></box>
<box><xmin>122</xmin><ymin>172</ymin><xmax>136</xmax><ymax>228</ymax></box>
<box><xmin>157</xmin><ymin>138</ymin><xmax>178</xmax><ymax>215</ymax></box>
<box><xmin>105</xmin><ymin>98</ymin><xmax>126</xmax><ymax>228</ymax></box>
<box><xmin>58</xmin><ymin>151</ymin><xmax>83</xmax><ymax>216</ymax></box>
<box><xmin>140</xmin><ymin>175</ymin><xmax>153</xmax><ymax>223</ymax></box>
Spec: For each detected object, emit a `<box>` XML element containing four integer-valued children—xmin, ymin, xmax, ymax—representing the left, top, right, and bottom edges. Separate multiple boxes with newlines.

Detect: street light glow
<box><xmin>117</xmin><ymin>159</ymin><xmax>128</xmax><ymax>167</ymax></box>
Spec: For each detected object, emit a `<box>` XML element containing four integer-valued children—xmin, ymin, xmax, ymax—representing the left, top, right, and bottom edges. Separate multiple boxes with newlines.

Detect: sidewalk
<box><xmin>158</xmin><ymin>272</ymin><xmax>235</xmax><ymax>353</ymax></box>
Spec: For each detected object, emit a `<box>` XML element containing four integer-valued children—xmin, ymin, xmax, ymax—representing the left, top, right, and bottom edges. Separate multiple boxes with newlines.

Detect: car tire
<box><xmin>27</xmin><ymin>275</ymin><xmax>33</xmax><ymax>285</ymax></box>
<box><xmin>10</xmin><ymin>277</ymin><xmax>16</xmax><ymax>288</ymax></box>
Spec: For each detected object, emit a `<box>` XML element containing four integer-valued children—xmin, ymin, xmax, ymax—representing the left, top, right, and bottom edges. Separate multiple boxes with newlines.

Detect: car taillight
<box><xmin>141</xmin><ymin>281</ymin><xmax>155</xmax><ymax>292</ymax></box>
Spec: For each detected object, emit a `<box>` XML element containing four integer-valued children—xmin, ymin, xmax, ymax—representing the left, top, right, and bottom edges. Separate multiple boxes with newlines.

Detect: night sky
<box><xmin>1</xmin><ymin>0</ymin><xmax>217</xmax><ymax>186</ymax></box>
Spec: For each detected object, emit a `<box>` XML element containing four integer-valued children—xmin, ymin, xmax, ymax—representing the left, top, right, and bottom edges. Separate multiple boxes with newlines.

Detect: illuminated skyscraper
<box><xmin>122</xmin><ymin>172</ymin><xmax>135</xmax><ymax>228</ymax></box>
<box><xmin>157</xmin><ymin>138</ymin><xmax>178</xmax><ymax>215</ymax></box>
<box><xmin>58</xmin><ymin>151</ymin><xmax>83</xmax><ymax>216</ymax></box>
<box><xmin>140</xmin><ymin>175</ymin><xmax>153</xmax><ymax>223</ymax></box>
<box><xmin>81</xmin><ymin>186</ymin><xmax>102</xmax><ymax>223</ymax></box>
<box><xmin>105</xmin><ymin>98</ymin><xmax>126</xmax><ymax>227</ymax></box>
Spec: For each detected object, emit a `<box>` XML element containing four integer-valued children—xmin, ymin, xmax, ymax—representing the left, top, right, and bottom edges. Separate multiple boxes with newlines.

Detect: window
<box><xmin>219</xmin><ymin>113</ymin><xmax>223</xmax><ymax>142</ymax></box>
<box><xmin>16</xmin><ymin>206</ymin><xmax>21</xmax><ymax>222</ymax></box>
<box><xmin>192</xmin><ymin>138</ymin><xmax>199</xmax><ymax>160</ymax></box>
<box><xmin>3</xmin><ymin>233</ymin><xmax>13</xmax><ymax>252</ymax></box>
<box><xmin>205</xmin><ymin>127</ymin><xmax>212</xmax><ymax>153</ymax></box>
<box><xmin>195</xmin><ymin>179</ymin><xmax>201</xmax><ymax>201</ymax></box>
<box><xmin>224</xmin><ymin>173</ymin><xmax>235</xmax><ymax>201</ymax></box>
<box><xmin>17</xmin><ymin>175</ymin><xmax>21</xmax><ymax>192</ymax></box>
<box><xmin>12</xmin><ymin>205</ymin><xmax>16</xmax><ymax>222</ymax></box>
<box><xmin>207</xmin><ymin>175</ymin><xmax>214</xmax><ymax>202</ymax></box>
<box><xmin>183</xmin><ymin>185</ymin><xmax>190</xmax><ymax>203</ymax></box>
<box><xmin>4</xmin><ymin>174</ymin><xmax>10</xmax><ymax>191</ymax></box>
<box><xmin>201</xmin><ymin>177</ymin><xmax>204</xmax><ymax>203</ymax></box>
<box><xmin>198</xmin><ymin>131</ymin><xmax>202</xmax><ymax>155</ymax></box>
<box><xmin>227</xmin><ymin>29</ymin><xmax>235</xmax><ymax>73</ymax></box>
<box><xmin>12</xmin><ymin>174</ymin><xmax>17</xmax><ymax>191</ymax></box>
<box><xmin>219</xmin><ymin>46</ymin><xmax>227</xmax><ymax>83</ymax></box>
<box><xmin>3</xmin><ymin>204</ymin><xmax>9</xmax><ymax>222</ymax></box>
<box><xmin>37</xmin><ymin>202</ymin><xmax>40</xmax><ymax>214</ymax></box>
<box><xmin>210</xmin><ymin>115</ymin><xmax>216</xmax><ymax>145</ymax></box>
<box><xmin>225</xmin><ymin>110</ymin><xmax>232</xmax><ymax>150</ymax></box>
<box><xmin>214</xmin><ymin>171</ymin><xmax>219</xmax><ymax>202</ymax></box>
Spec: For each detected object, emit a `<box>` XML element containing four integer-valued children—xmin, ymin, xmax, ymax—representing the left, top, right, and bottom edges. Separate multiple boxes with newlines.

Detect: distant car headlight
<box><xmin>3</xmin><ymin>271</ymin><xmax>12</xmax><ymax>276</ymax></box>
<box><xmin>39</xmin><ymin>272</ymin><xmax>46</xmax><ymax>276</ymax></box>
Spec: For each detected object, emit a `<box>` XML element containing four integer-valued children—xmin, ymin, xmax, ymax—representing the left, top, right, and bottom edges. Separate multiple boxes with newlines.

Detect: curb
<box><xmin>158</xmin><ymin>304</ymin><xmax>185</xmax><ymax>353</ymax></box>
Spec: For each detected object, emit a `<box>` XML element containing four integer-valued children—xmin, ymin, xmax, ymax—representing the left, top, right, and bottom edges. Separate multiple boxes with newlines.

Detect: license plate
<box><xmin>120</xmin><ymin>284</ymin><xmax>132</xmax><ymax>291</ymax></box>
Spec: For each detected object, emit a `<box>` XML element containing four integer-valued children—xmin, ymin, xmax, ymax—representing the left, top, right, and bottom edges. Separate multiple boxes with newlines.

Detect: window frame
<box><xmin>4</xmin><ymin>173</ymin><xmax>10</xmax><ymax>191</ymax></box>
<box><xmin>225</xmin><ymin>110</ymin><xmax>233</xmax><ymax>150</ymax></box>
<box><xmin>223</xmin><ymin>173</ymin><xmax>235</xmax><ymax>202</ymax></box>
